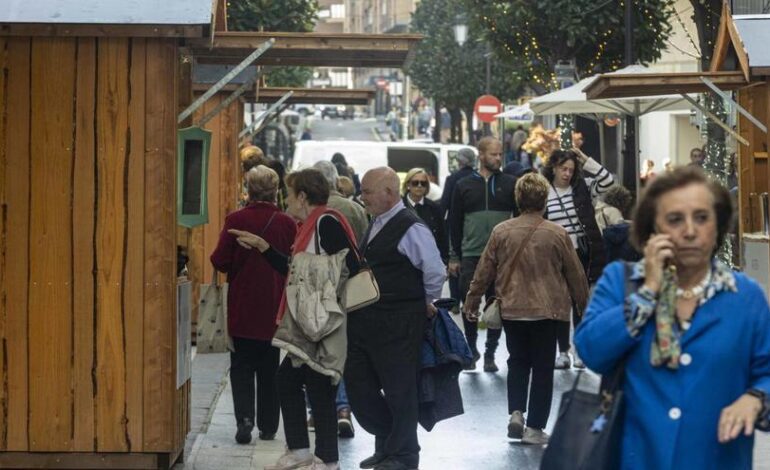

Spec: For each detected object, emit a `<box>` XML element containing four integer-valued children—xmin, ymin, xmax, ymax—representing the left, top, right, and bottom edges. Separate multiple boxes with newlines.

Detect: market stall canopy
<box><xmin>187</xmin><ymin>32</ymin><xmax>422</xmax><ymax>68</ymax></box>
<box><xmin>584</xmin><ymin>70</ymin><xmax>747</xmax><ymax>99</ymax></box>
<box><xmin>191</xmin><ymin>84</ymin><xmax>375</xmax><ymax>105</ymax></box>
<box><xmin>0</xmin><ymin>0</ymin><xmax>212</xmax><ymax>37</ymax></box>
<box><xmin>530</xmin><ymin>65</ymin><xmax>693</xmax><ymax>116</ymax></box>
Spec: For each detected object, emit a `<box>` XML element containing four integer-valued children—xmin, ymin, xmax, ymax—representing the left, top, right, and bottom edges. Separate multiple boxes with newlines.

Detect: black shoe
<box><xmin>464</xmin><ymin>350</ymin><xmax>481</xmax><ymax>371</ymax></box>
<box><xmin>338</xmin><ymin>408</ymin><xmax>355</xmax><ymax>438</ymax></box>
<box><xmin>359</xmin><ymin>452</ymin><xmax>387</xmax><ymax>469</ymax></box>
<box><xmin>235</xmin><ymin>418</ymin><xmax>254</xmax><ymax>444</ymax></box>
<box><xmin>483</xmin><ymin>356</ymin><xmax>499</xmax><ymax>372</ymax></box>
<box><xmin>258</xmin><ymin>431</ymin><xmax>275</xmax><ymax>441</ymax></box>
<box><xmin>373</xmin><ymin>459</ymin><xmax>411</xmax><ymax>470</ymax></box>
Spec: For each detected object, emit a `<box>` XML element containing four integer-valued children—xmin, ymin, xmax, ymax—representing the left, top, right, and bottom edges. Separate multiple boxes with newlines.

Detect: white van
<box><xmin>291</xmin><ymin>141</ymin><xmax>476</xmax><ymax>200</ymax></box>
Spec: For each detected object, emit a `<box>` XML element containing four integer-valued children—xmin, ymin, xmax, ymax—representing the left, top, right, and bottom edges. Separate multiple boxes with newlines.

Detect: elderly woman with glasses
<box><xmin>402</xmin><ymin>168</ymin><xmax>449</xmax><ymax>264</ymax></box>
<box><xmin>575</xmin><ymin>166</ymin><xmax>770</xmax><ymax>469</ymax></box>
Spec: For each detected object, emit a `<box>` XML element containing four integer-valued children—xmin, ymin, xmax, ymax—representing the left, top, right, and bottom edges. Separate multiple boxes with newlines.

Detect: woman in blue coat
<box><xmin>575</xmin><ymin>166</ymin><xmax>770</xmax><ymax>469</ymax></box>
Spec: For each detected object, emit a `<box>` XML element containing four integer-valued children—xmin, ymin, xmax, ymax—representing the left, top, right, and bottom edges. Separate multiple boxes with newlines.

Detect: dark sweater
<box><xmin>403</xmin><ymin>196</ymin><xmax>449</xmax><ymax>263</ymax></box>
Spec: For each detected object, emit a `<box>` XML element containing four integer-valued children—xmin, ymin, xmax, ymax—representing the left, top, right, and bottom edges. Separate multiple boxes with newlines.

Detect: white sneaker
<box><xmin>573</xmin><ymin>351</ymin><xmax>585</xmax><ymax>369</ymax></box>
<box><xmin>299</xmin><ymin>457</ymin><xmax>340</xmax><ymax>470</ymax></box>
<box><xmin>265</xmin><ymin>449</ymin><xmax>314</xmax><ymax>470</ymax></box>
<box><xmin>554</xmin><ymin>352</ymin><xmax>571</xmax><ymax>370</ymax></box>
<box><xmin>522</xmin><ymin>427</ymin><xmax>550</xmax><ymax>445</ymax></box>
<box><xmin>507</xmin><ymin>410</ymin><xmax>524</xmax><ymax>439</ymax></box>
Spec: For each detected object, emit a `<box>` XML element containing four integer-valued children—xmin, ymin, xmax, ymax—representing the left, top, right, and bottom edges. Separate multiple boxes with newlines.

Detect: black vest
<box><xmin>364</xmin><ymin>209</ymin><xmax>425</xmax><ymax>304</ymax></box>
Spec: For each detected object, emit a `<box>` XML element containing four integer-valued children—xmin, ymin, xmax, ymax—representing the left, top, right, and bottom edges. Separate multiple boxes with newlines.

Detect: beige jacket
<box><xmin>327</xmin><ymin>191</ymin><xmax>368</xmax><ymax>243</ymax></box>
<box><xmin>465</xmin><ymin>212</ymin><xmax>589</xmax><ymax>322</ymax></box>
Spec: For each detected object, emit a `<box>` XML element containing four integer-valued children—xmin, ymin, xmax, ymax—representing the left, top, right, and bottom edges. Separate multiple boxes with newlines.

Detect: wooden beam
<box><xmin>187</xmin><ymin>31</ymin><xmax>422</xmax><ymax>68</ymax></box>
<box><xmin>724</xmin><ymin>6</ymin><xmax>751</xmax><ymax>82</ymax></box>
<box><xmin>0</xmin><ymin>24</ymin><xmax>205</xmax><ymax>38</ymax></box>
<box><xmin>709</xmin><ymin>1</ymin><xmax>732</xmax><ymax>73</ymax></box>
<box><xmin>584</xmin><ymin>71</ymin><xmax>748</xmax><ymax>99</ymax></box>
<box><xmin>0</xmin><ymin>451</ymin><xmax>162</xmax><ymax>469</ymax></box>
<box><xmin>192</xmin><ymin>85</ymin><xmax>375</xmax><ymax>105</ymax></box>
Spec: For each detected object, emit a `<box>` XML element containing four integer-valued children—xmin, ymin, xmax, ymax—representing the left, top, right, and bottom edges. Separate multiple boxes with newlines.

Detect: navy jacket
<box><xmin>419</xmin><ymin>309</ymin><xmax>473</xmax><ymax>431</ymax></box>
<box><xmin>439</xmin><ymin>166</ymin><xmax>474</xmax><ymax>217</ymax></box>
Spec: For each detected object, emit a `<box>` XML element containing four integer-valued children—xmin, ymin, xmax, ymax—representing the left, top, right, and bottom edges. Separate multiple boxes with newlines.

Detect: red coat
<box><xmin>210</xmin><ymin>202</ymin><xmax>297</xmax><ymax>341</ymax></box>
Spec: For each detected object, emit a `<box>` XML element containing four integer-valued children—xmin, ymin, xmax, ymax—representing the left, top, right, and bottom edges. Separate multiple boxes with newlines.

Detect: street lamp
<box><xmin>453</xmin><ymin>15</ymin><xmax>467</xmax><ymax>47</ymax></box>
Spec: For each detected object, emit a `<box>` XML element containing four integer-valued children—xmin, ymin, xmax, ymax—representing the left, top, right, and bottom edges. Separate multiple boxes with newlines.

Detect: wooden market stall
<box><xmin>0</xmin><ymin>1</ymin><xmax>213</xmax><ymax>468</ymax></box>
<box><xmin>180</xmin><ymin>23</ymin><xmax>418</xmax><ymax>339</ymax></box>
<box><xmin>584</xmin><ymin>2</ymin><xmax>770</xmax><ymax>287</ymax></box>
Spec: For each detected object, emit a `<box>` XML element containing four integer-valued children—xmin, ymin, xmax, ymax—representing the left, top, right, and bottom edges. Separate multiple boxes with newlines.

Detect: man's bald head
<box><xmin>361</xmin><ymin>167</ymin><xmax>402</xmax><ymax>216</ymax></box>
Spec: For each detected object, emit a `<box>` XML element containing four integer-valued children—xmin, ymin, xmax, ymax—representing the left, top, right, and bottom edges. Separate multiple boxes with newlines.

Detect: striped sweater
<box><xmin>546</xmin><ymin>157</ymin><xmax>613</xmax><ymax>248</ymax></box>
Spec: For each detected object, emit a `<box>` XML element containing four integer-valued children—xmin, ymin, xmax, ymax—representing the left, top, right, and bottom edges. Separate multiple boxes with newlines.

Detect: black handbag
<box><xmin>540</xmin><ymin>263</ymin><xmax>635</xmax><ymax>470</ymax></box>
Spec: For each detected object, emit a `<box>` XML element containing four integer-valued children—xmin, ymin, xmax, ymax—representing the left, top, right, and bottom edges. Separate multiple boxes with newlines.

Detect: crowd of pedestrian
<box><xmin>208</xmin><ymin>136</ymin><xmax>770</xmax><ymax>469</ymax></box>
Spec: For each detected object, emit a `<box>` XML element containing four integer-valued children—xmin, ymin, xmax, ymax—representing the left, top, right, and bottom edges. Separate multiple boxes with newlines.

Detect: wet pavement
<box><xmin>176</xmin><ymin>319</ymin><xmax>770</xmax><ymax>470</ymax></box>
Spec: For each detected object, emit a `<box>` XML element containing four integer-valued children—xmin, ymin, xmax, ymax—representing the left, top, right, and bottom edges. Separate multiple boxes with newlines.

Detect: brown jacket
<box><xmin>465</xmin><ymin>212</ymin><xmax>589</xmax><ymax>322</ymax></box>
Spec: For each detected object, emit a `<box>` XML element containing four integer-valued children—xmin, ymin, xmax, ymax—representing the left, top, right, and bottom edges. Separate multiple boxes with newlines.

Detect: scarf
<box><xmin>275</xmin><ymin>205</ymin><xmax>357</xmax><ymax>324</ymax></box>
<box><xmin>650</xmin><ymin>265</ymin><xmax>680</xmax><ymax>369</ymax></box>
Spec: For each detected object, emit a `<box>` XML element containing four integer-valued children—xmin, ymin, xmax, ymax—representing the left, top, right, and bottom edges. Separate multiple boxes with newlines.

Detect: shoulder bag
<box><xmin>540</xmin><ymin>263</ymin><xmax>636</xmax><ymax>470</ymax></box>
<box><xmin>480</xmin><ymin>220</ymin><xmax>543</xmax><ymax>328</ymax></box>
<box><xmin>315</xmin><ymin>214</ymin><xmax>380</xmax><ymax>312</ymax></box>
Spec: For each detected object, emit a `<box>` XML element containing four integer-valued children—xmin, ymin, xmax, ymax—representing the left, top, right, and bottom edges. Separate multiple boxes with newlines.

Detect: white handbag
<box><xmin>343</xmin><ymin>266</ymin><xmax>380</xmax><ymax>312</ymax></box>
<box><xmin>481</xmin><ymin>297</ymin><xmax>502</xmax><ymax>329</ymax></box>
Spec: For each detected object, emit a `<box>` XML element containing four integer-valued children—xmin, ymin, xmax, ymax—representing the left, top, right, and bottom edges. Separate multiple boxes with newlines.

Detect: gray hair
<box><xmin>313</xmin><ymin>160</ymin><xmax>339</xmax><ymax>190</ymax></box>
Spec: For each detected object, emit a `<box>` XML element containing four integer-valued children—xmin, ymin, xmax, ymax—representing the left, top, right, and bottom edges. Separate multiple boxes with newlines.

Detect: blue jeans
<box><xmin>307</xmin><ymin>378</ymin><xmax>350</xmax><ymax>415</ymax></box>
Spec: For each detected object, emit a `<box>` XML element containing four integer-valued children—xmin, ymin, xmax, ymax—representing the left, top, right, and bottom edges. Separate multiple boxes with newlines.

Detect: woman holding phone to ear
<box><xmin>575</xmin><ymin>166</ymin><xmax>770</xmax><ymax>469</ymax></box>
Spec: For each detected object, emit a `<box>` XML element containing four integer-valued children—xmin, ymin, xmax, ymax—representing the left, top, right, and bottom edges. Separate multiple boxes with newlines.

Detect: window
<box><xmin>331</xmin><ymin>4</ymin><xmax>345</xmax><ymax>18</ymax></box>
<box><xmin>177</xmin><ymin>127</ymin><xmax>212</xmax><ymax>228</ymax></box>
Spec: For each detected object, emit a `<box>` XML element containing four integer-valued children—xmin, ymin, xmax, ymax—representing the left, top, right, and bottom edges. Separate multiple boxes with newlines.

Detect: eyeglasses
<box><xmin>410</xmin><ymin>180</ymin><xmax>429</xmax><ymax>188</ymax></box>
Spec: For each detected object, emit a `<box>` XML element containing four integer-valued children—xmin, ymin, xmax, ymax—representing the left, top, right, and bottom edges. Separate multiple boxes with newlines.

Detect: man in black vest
<box><xmin>345</xmin><ymin>167</ymin><xmax>446</xmax><ymax>470</ymax></box>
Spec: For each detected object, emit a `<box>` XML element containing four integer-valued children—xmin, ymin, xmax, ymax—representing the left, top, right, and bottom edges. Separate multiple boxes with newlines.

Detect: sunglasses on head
<box><xmin>410</xmin><ymin>180</ymin><xmax>429</xmax><ymax>188</ymax></box>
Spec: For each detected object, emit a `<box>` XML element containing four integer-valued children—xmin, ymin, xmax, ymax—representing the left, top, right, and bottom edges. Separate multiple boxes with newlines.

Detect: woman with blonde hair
<box><xmin>402</xmin><ymin>168</ymin><xmax>448</xmax><ymax>263</ymax></box>
<box><xmin>464</xmin><ymin>172</ymin><xmax>588</xmax><ymax>444</ymax></box>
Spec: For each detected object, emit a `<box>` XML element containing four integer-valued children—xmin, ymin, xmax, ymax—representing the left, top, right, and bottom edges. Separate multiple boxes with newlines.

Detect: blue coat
<box><xmin>575</xmin><ymin>261</ymin><xmax>770</xmax><ymax>470</ymax></box>
<box><xmin>419</xmin><ymin>308</ymin><xmax>473</xmax><ymax>431</ymax></box>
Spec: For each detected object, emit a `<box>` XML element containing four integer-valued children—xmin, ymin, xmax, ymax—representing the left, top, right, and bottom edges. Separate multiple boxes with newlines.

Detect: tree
<box><xmin>227</xmin><ymin>0</ymin><xmax>319</xmax><ymax>88</ymax></box>
<box><xmin>227</xmin><ymin>0</ymin><xmax>319</xmax><ymax>32</ymax></box>
<box><xmin>408</xmin><ymin>0</ymin><xmax>523</xmax><ymax>142</ymax></box>
<box><xmin>466</xmin><ymin>0</ymin><xmax>676</xmax><ymax>91</ymax></box>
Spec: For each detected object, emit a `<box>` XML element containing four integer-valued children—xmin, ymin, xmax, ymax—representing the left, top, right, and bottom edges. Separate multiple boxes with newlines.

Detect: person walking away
<box><xmin>210</xmin><ymin>166</ymin><xmax>297</xmax><ymax>445</ymax></box>
<box><xmin>345</xmin><ymin>167</ymin><xmax>446</xmax><ymax>470</ymax></box>
<box><xmin>464</xmin><ymin>173</ymin><xmax>588</xmax><ymax>444</ymax></box>
<box><xmin>595</xmin><ymin>184</ymin><xmax>640</xmax><ymax>263</ymax></box>
<box><xmin>403</xmin><ymin>168</ymin><xmax>449</xmax><ymax>263</ymax></box>
<box><xmin>439</xmin><ymin>148</ymin><xmax>476</xmax><ymax>313</ymax></box>
<box><xmin>230</xmin><ymin>169</ymin><xmax>360</xmax><ymax>470</ymax></box>
<box><xmin>542</xmin><ymin>147</ymin><xmax>612</xmax><ymax>369</ymax></box>
<box><xmin>575</xmin><ymin>166</ymin><xmax>770</xmax><ymax>469</ymax></box>
<box><xmin>449</xmin><ymin>137</ymin><xmax>518</xmax><ymax>372</ymax></box>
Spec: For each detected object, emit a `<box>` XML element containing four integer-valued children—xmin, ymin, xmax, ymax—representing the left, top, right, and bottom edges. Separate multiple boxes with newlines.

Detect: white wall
<box><xmin>639</xmin><ymin>111</ymin><xmax>703</xmax><ymax>173</ymax></box>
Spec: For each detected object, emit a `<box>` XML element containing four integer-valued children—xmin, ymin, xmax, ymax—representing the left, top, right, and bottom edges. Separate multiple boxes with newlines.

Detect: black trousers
<box><xmin>277</xmin><ymin>357</ymin><xmax>339</xmax><ymax>463</ymax></box>
<box><xmin>230</xmin><ymin>337</ymin><xmax>280</xmax><ymax>434</ymax></box>
<box><xmin>557</xmin><ymin>248</ymin><xmax>590</xmax><ymax>353</ymax></box>
<box><xmin>503</xmin><ymin>319</ymin><xmax>558</xmax><ymax>430</ymax></box>
<box><xmin>345</xmin><ymin>305</ymin><xmax>425</xmax><ymax>469</ymax></box>
<box><xmin>459</xmin><ymin>256</ymin><xmax>502</xmax><ymax>358</ymax></box>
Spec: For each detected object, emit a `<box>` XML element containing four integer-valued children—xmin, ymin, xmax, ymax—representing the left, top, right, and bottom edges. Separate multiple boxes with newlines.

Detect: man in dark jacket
<box><xmin>449</xmin><ymin>137</ymin><xmax>518</xmax><ymax>372</ymax></box>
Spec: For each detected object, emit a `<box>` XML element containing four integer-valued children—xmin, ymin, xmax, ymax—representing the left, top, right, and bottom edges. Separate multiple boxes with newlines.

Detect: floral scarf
<box><xmin>627</xmin><ymin>258</ymin><xmax>737</xmax><ymax>369</ymax></box>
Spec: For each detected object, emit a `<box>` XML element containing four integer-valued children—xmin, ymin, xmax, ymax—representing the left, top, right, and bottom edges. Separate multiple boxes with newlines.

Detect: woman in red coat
<box><xmin>210</xmin><ymin>165</ymin><xmax>297</xmax><ymax>445</ymax></box>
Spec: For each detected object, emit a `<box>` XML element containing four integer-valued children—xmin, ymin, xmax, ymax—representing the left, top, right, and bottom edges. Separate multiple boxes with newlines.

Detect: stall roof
<box><xmin>0</xmin><ymin>0</ymin><xmax>211</xmax><ymax>37</ymax></box>
<box><xmin>584</xmin><ymin>70</ymin><xmax>748</xmax><ymax>100</ymax></box>
<box><xmin>192</xmin><ymin>85</ymin><xmax>376</xmax><ymax>105</ymax></box>
<box><xmin>733</xmin><ymin>15</ymin><xmax>770</xmax><ymax>71</ymax></box>
<box><xmin>187</xmin><ymin>31</ymin><xmax>422</xmax><ymax>68</ymax></box>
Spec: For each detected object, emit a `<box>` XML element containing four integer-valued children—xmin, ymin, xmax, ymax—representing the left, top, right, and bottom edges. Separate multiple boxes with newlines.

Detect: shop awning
<box><xmin>186</xmin><ymin>31</ymin><xmax>422</xmax><ymax>68</ymax></box>
<box><xmin>583</xmin><ymin>70</ymin><xmax>748</xmax><ymax>100</ymax></box>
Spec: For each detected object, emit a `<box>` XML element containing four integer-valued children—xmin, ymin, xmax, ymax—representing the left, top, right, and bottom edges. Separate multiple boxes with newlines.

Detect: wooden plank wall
<box><xmin>180</xmin><ymin>93</ymin><xmax>242</xmax><ymax>336</ymax></box>
<box><xmin>737</xmin><ymin>83</ymin><xmax>769</xmax><ymax>234</ymax></box>
<box><xmin>0</xmin><ymin>36</ymin><xmax>185</xmax><ymax>456</ymax></box>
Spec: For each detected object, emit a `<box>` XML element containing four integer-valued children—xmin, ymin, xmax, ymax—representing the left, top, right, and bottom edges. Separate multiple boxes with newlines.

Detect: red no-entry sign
<box><xmin>474</xmin><ymin>95</ymin><xmax>502</xmax><ymax>123</ymax></box>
